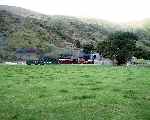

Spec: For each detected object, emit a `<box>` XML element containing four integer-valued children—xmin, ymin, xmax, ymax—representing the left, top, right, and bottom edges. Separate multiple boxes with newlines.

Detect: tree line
<box><xmin>81</xmin><ymin>31</ymin><xmax>150</xmax><ymax>65</ymax></box>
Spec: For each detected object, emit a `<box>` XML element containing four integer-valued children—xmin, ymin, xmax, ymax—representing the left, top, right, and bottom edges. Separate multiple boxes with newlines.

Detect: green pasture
<box><xmin>0</xmin><ymin>65</ymin><xmax>150</xmax><ymax>120</ymax></box>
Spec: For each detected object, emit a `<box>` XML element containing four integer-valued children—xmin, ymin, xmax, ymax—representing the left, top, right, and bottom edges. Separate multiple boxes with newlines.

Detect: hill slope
<box><xmin>0</xmin><ymin>5</ymin><xmax>150</xmax><ymax>61</ymax></box>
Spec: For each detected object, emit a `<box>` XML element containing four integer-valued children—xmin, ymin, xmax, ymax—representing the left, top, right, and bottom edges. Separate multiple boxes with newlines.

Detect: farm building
<box><xmin>16</xmin><ymin>48</ymin><xmax>39</xmax><ymax>61</ymax></box>
<box><xmin>58</xmin><ymin>49</ymin><xmax>105</xmax><ymax>64</ymax></box>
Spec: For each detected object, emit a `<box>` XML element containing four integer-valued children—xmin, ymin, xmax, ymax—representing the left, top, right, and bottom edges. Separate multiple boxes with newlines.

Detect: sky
<box><xmin>0</xmin><ymin>0</ymin><xmax>150</xmax><ymax>23</ymax></box>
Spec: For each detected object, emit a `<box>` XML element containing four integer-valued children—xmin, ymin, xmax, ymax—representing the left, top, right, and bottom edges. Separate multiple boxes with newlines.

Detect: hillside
<box><xmin>0</xmin><ymin>5</ymin><xmax>48</xmax><ymax>19</ymax></box>
<box><xmin>0</xmin><ymin>5</ymin><xmax>150</xmax><ymax>61</ymax></box>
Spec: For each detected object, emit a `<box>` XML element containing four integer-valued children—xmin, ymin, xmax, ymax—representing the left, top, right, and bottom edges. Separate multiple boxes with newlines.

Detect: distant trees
<box><xmin>83</xmin><ymin>42</ymin><xmax>94</xmax><ymax>53</ymax></box>
<box><xmin>133</xmin><ymin>47</ymin><xmax>150</xmax><ymax>60</ymax></box>
<box><xmin>97</xmin><ymin>31</ymin><xmax>138</xmax><ymax>65</ymax></box>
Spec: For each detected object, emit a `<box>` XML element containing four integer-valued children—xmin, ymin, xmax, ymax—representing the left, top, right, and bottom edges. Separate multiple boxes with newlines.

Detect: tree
<box><xmin>97</xmin><ymin>31</ymin><xmax>138</xmax><ymax>65</ymax></box>
<box><xmin>96</xmin><ymin>40</ymin><xmax>112</xmax><ymax>58</ymax></box>
<box><xmin>133</xmin><ymin>47</ymin><xmax>150</xmax><ymax>60</ymax></box>
<box><xmin>74</xmin><ymin>40</ymin><xmax>81</xmax><ymax>48</ymax></box>
<box><xmin>83</xmin><ymin>42</ymin><xmax>94</xmax><ymax>53</ymax></box>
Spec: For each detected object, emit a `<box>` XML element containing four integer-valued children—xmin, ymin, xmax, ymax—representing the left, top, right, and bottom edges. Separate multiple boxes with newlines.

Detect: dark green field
<box><xmin>0</xmin><ymin>65</ymin><xmax>150</xmax><ymax>120</ymax></box>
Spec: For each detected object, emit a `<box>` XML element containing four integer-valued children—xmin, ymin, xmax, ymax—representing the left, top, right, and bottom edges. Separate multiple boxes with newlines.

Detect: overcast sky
<box><xmin>0</xmin><ymin>0</ymin><xmax>150</xmax><ymax>23</ymax></box>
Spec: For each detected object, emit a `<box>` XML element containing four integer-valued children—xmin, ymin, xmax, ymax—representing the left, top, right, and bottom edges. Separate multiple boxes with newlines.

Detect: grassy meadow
<box><xmin>0</xmin><ymin>65</ymin><xmax>150</xmax><ymax>120</ymax></box>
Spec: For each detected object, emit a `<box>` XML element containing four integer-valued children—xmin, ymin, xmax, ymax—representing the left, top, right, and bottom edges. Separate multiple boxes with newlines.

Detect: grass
<box><xmin>0</xmin><ymin>65</ymin><xmax>150</xmax><ymax>120</ymax></box>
